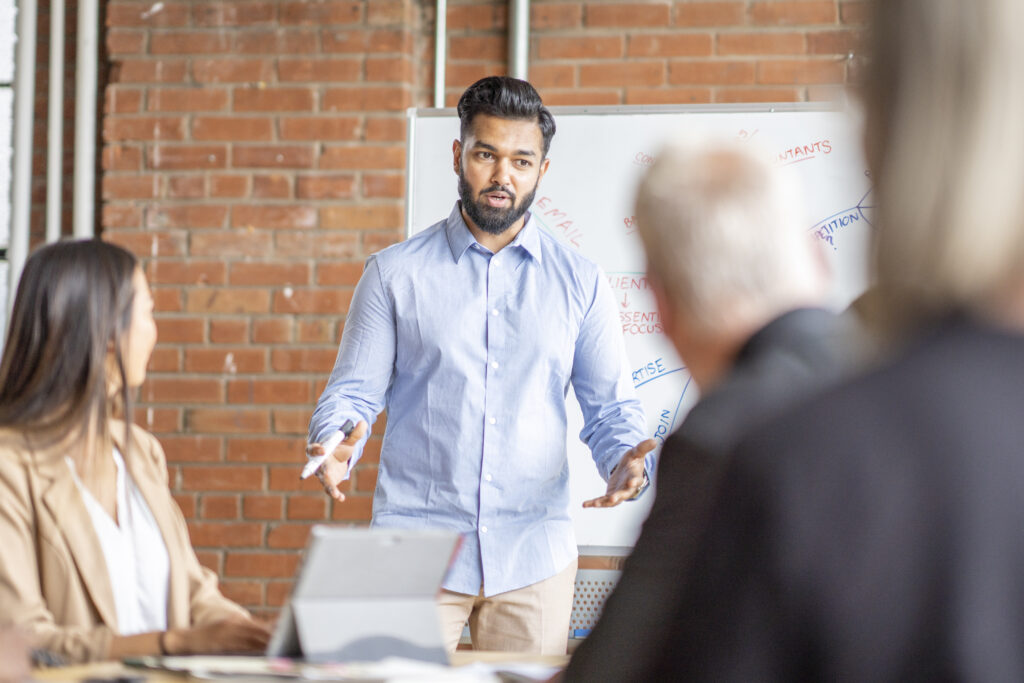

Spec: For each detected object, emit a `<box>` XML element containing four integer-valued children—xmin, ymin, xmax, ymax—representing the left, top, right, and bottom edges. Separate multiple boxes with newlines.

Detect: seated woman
<box><xmin>0</xmin><ymin>240</ymin><xmax>270</xmax><ymax>663</ymax></box>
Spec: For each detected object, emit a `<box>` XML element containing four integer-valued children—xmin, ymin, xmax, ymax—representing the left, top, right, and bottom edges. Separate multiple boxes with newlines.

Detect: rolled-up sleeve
<box><xmin>571</xmin><ymin>270</ymin><xmax>650</xmax><ymax>480</ymax></box>
<box><xmin>308</xmin><ymin>255</ymin><xmax>397</xmax><ymax>474</ymax></box>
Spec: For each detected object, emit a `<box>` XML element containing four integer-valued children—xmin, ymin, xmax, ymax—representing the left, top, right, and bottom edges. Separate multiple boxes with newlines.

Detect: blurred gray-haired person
<box><xmin>565</xmin><ymin>137</ymin><xmax>856</xmax><ymax>682</ymax></box>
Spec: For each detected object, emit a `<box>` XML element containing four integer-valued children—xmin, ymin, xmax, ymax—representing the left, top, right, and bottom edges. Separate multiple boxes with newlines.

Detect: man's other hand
<box><xmin>583</xmin><ymin>439</ymin><xmax>656</xmax><ymax>508</ymax></box>
<box><xmin>306</xmin><ymin>420</ymin><xmax>368</xmax><ymax>501</ymax></box>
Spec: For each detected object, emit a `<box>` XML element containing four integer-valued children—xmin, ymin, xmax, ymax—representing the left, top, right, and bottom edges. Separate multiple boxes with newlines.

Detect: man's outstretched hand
<box><xmin>583</xmin><ymin>438</ymin><xmax>656</xmax><ymax>508</ymax></box>
<box><xmin>306</xmin><ymin>420</ymin><xmax>368</xmax><ymax>501</ymax></box>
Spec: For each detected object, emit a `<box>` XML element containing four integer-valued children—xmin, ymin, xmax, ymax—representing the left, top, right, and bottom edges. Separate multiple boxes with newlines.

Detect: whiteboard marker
<box><xmin>300</xmin><ymin>419</ymin><xmax>356</xmax><ymax>480</ymax></box>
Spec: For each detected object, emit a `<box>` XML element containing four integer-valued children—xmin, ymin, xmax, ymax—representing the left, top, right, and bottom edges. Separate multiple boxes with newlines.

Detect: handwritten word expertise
<box><xmin>633</xmin><ymin>358</ymin><xmax>669</xmax><ymax>386</ymax></box>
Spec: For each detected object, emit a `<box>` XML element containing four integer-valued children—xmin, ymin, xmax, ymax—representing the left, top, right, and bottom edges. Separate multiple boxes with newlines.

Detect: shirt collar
<box><xmin>444</xmin><ymin>202</ymin><xmax>543</xmax><ymax>264</ymax></box>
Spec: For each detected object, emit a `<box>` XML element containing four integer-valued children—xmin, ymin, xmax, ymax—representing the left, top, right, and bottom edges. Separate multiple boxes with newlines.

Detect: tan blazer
<box><xmin>0</xmin><ymin>420</ymin><xmax>248</xmax><ymax>663</ymax></box>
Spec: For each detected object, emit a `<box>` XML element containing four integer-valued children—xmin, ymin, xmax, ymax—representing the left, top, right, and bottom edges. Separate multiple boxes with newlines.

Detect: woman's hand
<box><xmin>164</xmin><ymin>617</ymin><xmax>271</xmax><ymax>655</ymax></box>
<box><xmin>0</xmin><ymin>628</ymin><xmax>29</xmax><ymax>683</ymax></box>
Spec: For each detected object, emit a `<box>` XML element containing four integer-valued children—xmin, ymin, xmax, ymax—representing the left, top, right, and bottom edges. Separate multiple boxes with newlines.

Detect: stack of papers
<box><xmin>124</xmin><ymin>655</ymin><xmax>561</xmax><ymax>682</ymax></box>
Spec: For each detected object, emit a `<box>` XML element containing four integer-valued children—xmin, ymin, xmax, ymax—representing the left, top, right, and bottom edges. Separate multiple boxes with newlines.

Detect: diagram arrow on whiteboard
<box><xmin>621</xmin><ymin>293</ymin><xmax>629</xmax><ymax>308</ymax></box>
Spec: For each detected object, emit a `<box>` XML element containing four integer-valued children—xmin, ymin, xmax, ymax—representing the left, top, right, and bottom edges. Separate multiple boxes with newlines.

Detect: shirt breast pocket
<box><xmin>393</xmin><ymin>279</ymin><xmax>488</xmax><ymax>375</ymax></box>
<box><xmin>514</xmin><ymin>294</ymin><xmax>581</xmax><ymax>395</ymax></box>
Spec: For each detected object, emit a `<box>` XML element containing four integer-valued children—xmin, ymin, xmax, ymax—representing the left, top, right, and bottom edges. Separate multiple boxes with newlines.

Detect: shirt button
<box><xmin>481</xmin><ymin>526</ymin><xmax>488</xmax><ymax>533</ymax></box>
<box><xmin>491</xmin><ymin>308</ymin><xmax>499</xmax><ymax>316</ymax></box>
<box><xmin>490</xmin><ymin>361</ymin><xmax>499</xmax><ymax>369</ymax></box>
<box><xmin>484</xmin><ymin>474</ymin><xmax>493</xmax><ymax>482</ymax></box>
<box><xmin>488</xmin><ymin>417</ymin><xmax>496</xmax><ymax>425</ymax></box>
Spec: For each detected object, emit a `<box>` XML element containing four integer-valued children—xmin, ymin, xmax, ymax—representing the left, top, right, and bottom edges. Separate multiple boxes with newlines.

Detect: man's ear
<box><xmin>452</xmin><ymin>139</ymin><xmax>462</xmax><ymax>175</ymax></box>
<box><xmin>538</xmin><ymin>155</ymin><xmax>550</xmax><ymax>181</ymax></box>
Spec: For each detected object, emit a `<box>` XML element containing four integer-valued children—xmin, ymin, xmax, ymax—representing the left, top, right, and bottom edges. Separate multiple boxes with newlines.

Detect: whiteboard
<box><xmin>406</xmin><ymin>103</ymin><xmax>873</xmax><ymax>547</ymax></box>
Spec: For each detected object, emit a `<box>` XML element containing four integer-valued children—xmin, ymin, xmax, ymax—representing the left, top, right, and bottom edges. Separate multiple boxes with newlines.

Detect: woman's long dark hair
<box><xmin>0</xmin><ymin>239</ymin><xmax>139</xmax><ymax>455</ymax></box>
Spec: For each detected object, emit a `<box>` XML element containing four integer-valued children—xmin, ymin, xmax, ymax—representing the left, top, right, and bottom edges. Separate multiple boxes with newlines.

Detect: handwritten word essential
<box><xmin>621</xmin><ymin>310</ymin><xmax>663</xmax><ymax>336</ymax></box>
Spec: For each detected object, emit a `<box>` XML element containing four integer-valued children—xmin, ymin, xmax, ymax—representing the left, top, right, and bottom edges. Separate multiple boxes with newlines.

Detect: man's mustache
<box><xmin>479</xmin><ymin>185</ymin><xmax>516</xmax><ymax>202</ymax></box>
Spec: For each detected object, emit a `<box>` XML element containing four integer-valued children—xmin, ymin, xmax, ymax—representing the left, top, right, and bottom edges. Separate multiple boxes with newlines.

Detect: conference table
<box><xmin>32</xmin><ymin>651</ymin><xmax>569</xmax><ymax>682</ymax></box>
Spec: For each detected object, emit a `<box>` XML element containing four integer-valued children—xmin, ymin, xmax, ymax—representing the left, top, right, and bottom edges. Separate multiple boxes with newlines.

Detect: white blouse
<box><xmin>66</xmin><ymin>449</ymin><xmax>170</xmax><ymax>635</ymax></box>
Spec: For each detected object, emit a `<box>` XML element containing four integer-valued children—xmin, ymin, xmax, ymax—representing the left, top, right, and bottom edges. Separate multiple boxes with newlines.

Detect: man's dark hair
<box><xmin>457</xmin><ymin>76</ymin><xmax>556</xmax><ymax>157</ymax></box>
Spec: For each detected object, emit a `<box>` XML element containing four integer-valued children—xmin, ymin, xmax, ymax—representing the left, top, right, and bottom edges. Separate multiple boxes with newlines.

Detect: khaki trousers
<box><xmin>437</xmin><ymin>559</ymin><xmax>578</xmax><ymax>655</ymax></box>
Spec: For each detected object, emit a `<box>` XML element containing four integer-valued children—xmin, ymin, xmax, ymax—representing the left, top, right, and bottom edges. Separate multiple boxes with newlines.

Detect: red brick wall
<box><xmin>443</xmin><ymin>0</ymin><xmax>866</xmax><ymax>105</ymax></box>
<box><xmin>100</xmin><ymin>0</ymin><xmax>866</xmax><ymax>614</ymax></box>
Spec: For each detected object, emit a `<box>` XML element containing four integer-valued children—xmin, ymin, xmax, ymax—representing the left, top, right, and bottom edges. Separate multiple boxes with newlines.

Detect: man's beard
<box><xmin>458</xmin><ymin>170</ymin><xmax>539</xmax><ymax>236</ymax></box>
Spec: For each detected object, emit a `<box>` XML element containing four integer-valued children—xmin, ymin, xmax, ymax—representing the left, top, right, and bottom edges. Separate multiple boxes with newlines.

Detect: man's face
<box><xmin>453</xmin><ymin>113</ymin><xmax>550</xmax><ymax>235</ymax></box>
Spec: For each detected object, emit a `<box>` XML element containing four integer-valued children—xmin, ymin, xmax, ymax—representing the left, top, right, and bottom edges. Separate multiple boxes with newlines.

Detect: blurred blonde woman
<box><xmin>666</xmin><ymin>0</ymin><xmax>1024</xmax><ymax>679</ymax></box>
<box><xmin>0</xmin><ymin>240</ymin><xmax>269</xmax><ymax>663</ymax></box>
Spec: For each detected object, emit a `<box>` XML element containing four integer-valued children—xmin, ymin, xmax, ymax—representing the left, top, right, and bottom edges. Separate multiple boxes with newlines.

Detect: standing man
<box><xmin>305</xmin><ymin>77</ymin><xmax>654</xmax><ymax>654</ymax></box>
<box><xmin>565</xmin><ymin>137</ymin><xmax>858</xmax><ymax>681</ymax></box>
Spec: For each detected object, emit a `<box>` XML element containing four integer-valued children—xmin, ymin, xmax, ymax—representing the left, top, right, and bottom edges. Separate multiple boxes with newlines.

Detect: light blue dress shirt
<box><xmin>309</xmin><ymin>203</ymin><xmax>649</xmax><ymax>596</ymax></box>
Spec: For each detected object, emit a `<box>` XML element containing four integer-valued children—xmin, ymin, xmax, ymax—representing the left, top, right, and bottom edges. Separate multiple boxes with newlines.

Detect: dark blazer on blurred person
<box><xmin>565</xmin><ymin>307</ymin><xmax>854</xmax><ymax>682</ymax></box>
<box><xmin>669</xmin><ymin>315</ymin><xmax>1024</xmax><ymax>681</ymax></box>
